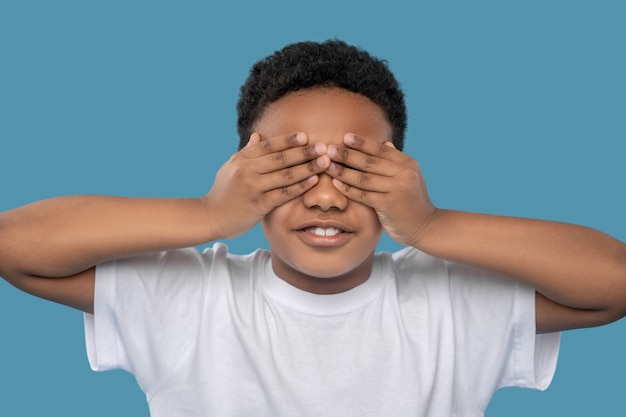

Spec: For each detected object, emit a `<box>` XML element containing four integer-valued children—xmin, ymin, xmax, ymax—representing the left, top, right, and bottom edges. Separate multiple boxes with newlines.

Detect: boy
<box><xmin>0</xmin><ymin>40</ymin><xmax>625</xmax><ymax>416</ymax></box>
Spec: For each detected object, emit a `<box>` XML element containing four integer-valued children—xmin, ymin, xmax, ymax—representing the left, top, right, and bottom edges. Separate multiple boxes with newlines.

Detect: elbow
<box><xmin>602</xmin><ymin>305</ymin><xmax>626</xmax><ymax>328</ymax></box>
<box><xmin>618</xmin><ymin>244</ymin><xmax>626</xmax><ymax>316</ymax></box>
<box><xmin>604</xmin><ymin>300</ymin><xmax>626</xmax><ymax>326</ymax></box>
<box><xmin>0</xmin><ymin>213</ymin><xmax>29</xmax><ymax>281</ymax></box>
<box><xmin>0</xmin><ymin>217</ymin><xmax>13</xmax><ymax>279</ymax></box>
<box><xmin>585</xmin><ymin>243</ymin><xmax>626</xmax><ymax>327</ymax></box>
<box><xmin>606</xmin><ymin>245</ymin><xmax>626</xmax><ymax>323</ymax></box>
<box><xmin>612</xmin><ymin>290</ymin><xmax>626</xmax><ymax>325</ymax></box>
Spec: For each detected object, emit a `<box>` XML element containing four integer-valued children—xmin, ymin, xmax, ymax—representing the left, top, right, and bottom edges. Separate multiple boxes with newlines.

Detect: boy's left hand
<box><xmin>326</xmin><ymin>133</ymin><xmax>436</xmax><ymax>247</ymax></box>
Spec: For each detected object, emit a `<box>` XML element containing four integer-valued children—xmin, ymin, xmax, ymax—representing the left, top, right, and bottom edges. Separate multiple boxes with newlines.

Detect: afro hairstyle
<box><xmin>236</xmin><ymin>39</ymin><xmax>407</xmax><ymax>150</ymax></box>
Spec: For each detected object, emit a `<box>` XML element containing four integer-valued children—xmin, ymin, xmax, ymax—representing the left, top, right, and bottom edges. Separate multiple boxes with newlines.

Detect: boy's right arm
<box><xmin>0</xmin><ymin>196</ymin><xmax>217</xmax><ymax>314</ymax></box>
<box><xmin>0</xmin><ymin>133</ymin><xmax>329</xmax><ymax>314</ymax></box>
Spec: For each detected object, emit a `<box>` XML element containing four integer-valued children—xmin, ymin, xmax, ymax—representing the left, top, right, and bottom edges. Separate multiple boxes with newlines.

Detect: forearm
<box><xmin>415</xmin><ymin>209</ymin><xmax>626</xmax><ymax>314</ymax></box>
<box><xmin>0</xmin><ymin>195</ymin><xmax>216</xmax><ymax>278</ymax></box>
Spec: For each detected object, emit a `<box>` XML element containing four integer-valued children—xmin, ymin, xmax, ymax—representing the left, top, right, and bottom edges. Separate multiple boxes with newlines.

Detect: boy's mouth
<box><xmin>295</xmin><ymin>221</ymin><xmax>353</xmax><ymax>247</ymax></box>
<box><xmin>303</xmin><ymin>226</ymin><xmax>344</xmax><ymax>237</ymax></box>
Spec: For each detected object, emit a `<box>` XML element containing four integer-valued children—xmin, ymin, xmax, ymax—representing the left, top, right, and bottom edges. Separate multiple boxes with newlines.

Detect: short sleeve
<box><xmin>495</xmin><ymin>285</ymin><xmax>560</xmax><ymax>391</ymax></box>
<box><xmin>390</xmin><ymin>246</ymin><xmax>561</xmax><ymax>411</ymax></box>
<box><xmin>83</xmin><ymin>247</ymin><xmax>213</xmax><ymax>394</ymax></box>
<box><xmin>445</xmin><ymin>261</ymin><xmax>560</xmax><ymax>408</ymax></box>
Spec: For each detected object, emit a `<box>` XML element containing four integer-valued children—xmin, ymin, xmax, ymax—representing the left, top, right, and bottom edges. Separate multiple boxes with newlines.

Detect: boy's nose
<box><xmin>302</xmin><ymin>172</ymin><xmax>348</xmax><ymax>211</ymax></box>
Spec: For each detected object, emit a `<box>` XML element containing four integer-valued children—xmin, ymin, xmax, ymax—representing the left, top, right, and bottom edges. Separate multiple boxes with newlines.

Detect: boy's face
<box><xmin>255</xmin><ymin>88</ymin><xmax>393</xmax><ymax>294</ymax></box>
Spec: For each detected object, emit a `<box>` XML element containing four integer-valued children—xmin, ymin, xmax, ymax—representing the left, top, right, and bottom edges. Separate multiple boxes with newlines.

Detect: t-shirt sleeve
<box><xmin>83</xmin><ymin>247</ymin><xmax>216</xmax><ymax>394</ymax></box>
<box><xmin>445</xmin><ymin>261</ymin><xmax>560</xmax><ymax>401</ymax></box>
<box><xmin>391</xmin><ymin>246</ymin><xmax>560</xmax><ymax>411</ymax></box>
<box><xmin>489</xmin><ymin>281</ymin><xmax>560</xmax><ymax>391</ymax></box>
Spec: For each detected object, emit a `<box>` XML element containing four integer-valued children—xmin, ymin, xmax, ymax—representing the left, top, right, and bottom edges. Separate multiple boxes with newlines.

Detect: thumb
<box><xmin>246</xmin><ymin>133</ymin><xmax>261</xmax><ymax>148</ymax></box>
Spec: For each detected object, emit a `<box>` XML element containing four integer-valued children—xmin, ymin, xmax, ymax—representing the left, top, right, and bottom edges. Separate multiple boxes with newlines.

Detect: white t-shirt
<box><xmin>84</xmin><ymin>243</ymin><xmax>559</xmax><ymax>417</ymax></box>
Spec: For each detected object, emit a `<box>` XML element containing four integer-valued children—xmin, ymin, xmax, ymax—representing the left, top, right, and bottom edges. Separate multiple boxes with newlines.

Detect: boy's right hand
<box><xmin>202</xmin><ymin>132</ymin><xmax>329</xmax><ymax>240</ymax></box>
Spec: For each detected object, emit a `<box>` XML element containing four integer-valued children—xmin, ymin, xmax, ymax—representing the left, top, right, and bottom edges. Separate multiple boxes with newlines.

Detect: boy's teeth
<box><xmin>306</xmin><ymin>227</ymin><xmax>343</xmax><ymax>236</ymax></box>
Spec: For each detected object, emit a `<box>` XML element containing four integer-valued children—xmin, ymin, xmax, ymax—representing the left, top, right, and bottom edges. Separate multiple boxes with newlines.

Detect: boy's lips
<box><xmin>294</xmin><ymin>220</ymin><xmax>354</xmax><ymax>247</ymax></box>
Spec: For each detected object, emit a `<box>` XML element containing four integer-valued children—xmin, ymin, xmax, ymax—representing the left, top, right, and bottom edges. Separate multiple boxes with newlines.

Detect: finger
<box><xmin>331</xmin><ymin>178</ymin><xmax>386</xmax><ymax>208</ymax></box>
<box><xmin>344</xmin><ymin>133</ymin><xmax>398</xmax><ymax>159</ymax></box>
<box><xmin>245</xmin><ymin>132</ymin><xmax>261</xmax><ymax>148</ymax></box>
<box><xmin>255</xmin><ymin>141</ymin><xmax>328</xmax><ymax>175</ymax></box>
<box><xmin>326</xmin><ymin>133</ymin><xmax>407</xmax><ymax>175</ymax></box>
<box><xmin>263</xmin><ymin>175</ymin><xmax>320</xmax><ymax>208</ymax></box>
<box><xmin>326</xmin><ymin>161</ymin><xmax>391</xmax><ymax>193</ymax></box>
<box><xmin>243</xmin><ymin>132</ymin><xmax>308</xmax><ymax>159</ymax></box>
<box><xmin>258</xmin><ymin>155</ymin><xmax>330</xmax><ymax>191</ymax></box>
<box><xmin>327</xmin><ymin>143</ymin><xmax>397</xmax><ymax>176</ymax></box>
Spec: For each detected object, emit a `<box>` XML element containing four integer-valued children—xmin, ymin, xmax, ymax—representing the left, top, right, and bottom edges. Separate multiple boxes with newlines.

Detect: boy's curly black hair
<box><xmin>237</xmin><ymin>39</ymin><xmax>407</xmax><ymax>151</ymax></box>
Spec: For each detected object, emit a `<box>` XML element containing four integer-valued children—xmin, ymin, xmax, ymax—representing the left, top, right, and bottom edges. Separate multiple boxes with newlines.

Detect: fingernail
<box><xmin>296</xmin><ymin>132</ymin><xmax>307</xmax><ymax>144</ymax></box>
<box><xmin>316</xmin><ymin>155</ymin><xmax>329</xmax><ymax>167</ymax></box>
<box><xmin>327</xmin><ymin>145</ymin><xmax>337</xmax><ymax>157</ymax></box>
<box><xmin>314</xmin><ymin>142</ymin><xmax>327</xmax><ymax>155</ymax></box>
<box><xmin>344</xmin><ymin>133</ymin><xmax>356</xmax><ymax>144</ymax></box>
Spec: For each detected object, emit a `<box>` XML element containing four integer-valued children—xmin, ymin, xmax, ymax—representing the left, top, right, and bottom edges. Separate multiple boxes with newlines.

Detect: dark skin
<box><xmin>325</xmin><ymin>132</ymin><xmax>626</xmax><ymax>332</ymax></box>
<box><xmin>0</xmin><ymin>88</ymin><xmax>625</xmax><ymax>334</ymax></box>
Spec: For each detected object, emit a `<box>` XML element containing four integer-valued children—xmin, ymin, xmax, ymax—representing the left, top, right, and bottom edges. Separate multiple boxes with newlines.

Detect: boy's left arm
<box><xmin>327</xmin><ymin>134</ymin><xmax>626</xmax><ymax>333</ymax></box>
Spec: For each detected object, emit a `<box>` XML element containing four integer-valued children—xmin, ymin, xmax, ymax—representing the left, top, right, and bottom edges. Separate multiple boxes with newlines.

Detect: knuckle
<box><xmin>283</xmin><ymin>167</ymin><xmax>294</xmax><ymax>181</ymax></box>
<box><xmin>228</xmin><ymin>152</ymin><xmax>242</xmax><ymax>164</ymax></box>
<box><xmin>335</xmin><ymin>163</ymin><xmax>346</xmax><ymax>177</ymax></box>
<box><xmin>280</xmin><ymin>186</ymin><xmax>291</xmax><ymax>197</ymax></box>
<box><xmin>365</xmin><ymin>155</ymin><xmax>376</xmax><ymax>169</ymax></box>
<box><xmin>286</xmin><ymin>134</ymin><xmax>299</xmax><ymax>146</ymax></box>
<box><xmin>358</xmin><ymin>172</ymin><xmax>369</xmax><ymax>185</ymax></box>
<box><xmin>274</xmin><ymin>150</ymin><xmax>286</xmax><ymax>165</ymax></box>
<box><xmin>229</xmin><ymin>161</ymin><xmax>247</xmax><ymax>178</ymax></box>
<box><xmin>403</xmin><ymin>167</ymin><xmax>421</xmax><ymax>183</ymax></box>
<box><xmin>378</xmin><ymin>142</ymin><xmax>393</xmax><ymax>155</ymax></box>
<box><xmin>262</xmin><ymin>139</ymin><xmax>272</xmax><ymax>153</ymax></box>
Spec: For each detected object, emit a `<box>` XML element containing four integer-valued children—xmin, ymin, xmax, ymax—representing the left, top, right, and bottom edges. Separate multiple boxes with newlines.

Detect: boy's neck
<box><xmin>269</xmin><ymin>252</ymin><xmax>375</xmax><ymax>294</ymax></box>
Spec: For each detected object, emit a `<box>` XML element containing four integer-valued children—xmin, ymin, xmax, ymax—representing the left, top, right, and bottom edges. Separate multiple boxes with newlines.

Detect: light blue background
<box><xmin>1</xmin><ymin>1</ymin><xmax>624</xmax><ymax>416</ymax></box>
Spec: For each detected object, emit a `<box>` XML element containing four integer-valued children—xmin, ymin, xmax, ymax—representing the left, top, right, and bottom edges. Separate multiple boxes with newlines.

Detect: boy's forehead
<box><xmin>254</xmin><ymin>88</ymin><xmax>392</xmax><ymax>145</ymax></box>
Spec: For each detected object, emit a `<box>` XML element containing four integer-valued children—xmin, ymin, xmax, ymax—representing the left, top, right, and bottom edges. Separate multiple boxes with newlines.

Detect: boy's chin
<box><xmin>272</xmin><ymin>257</ymin><xmax>374</xmax><ymax>293</ymax></box>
